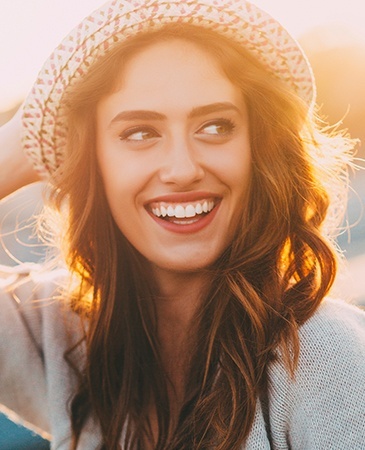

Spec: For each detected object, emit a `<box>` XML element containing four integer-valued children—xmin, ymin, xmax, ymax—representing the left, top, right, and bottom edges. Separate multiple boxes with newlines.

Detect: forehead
<box><xmin>100</xmin><ymin>39</ymin><xmax>243</xmax><ymax>115</ymax></box>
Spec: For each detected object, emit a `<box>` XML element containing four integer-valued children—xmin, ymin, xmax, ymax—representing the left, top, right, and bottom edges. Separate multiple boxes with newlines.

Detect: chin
<box><xmin>151</xmin><ymin>253</ymin><xmax>222</xmax><ymax>275</ymax></box>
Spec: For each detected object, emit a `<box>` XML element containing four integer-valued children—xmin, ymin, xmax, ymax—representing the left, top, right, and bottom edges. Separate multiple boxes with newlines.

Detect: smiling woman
<box><xmin>0</xmin><ymin>1</ymin><xmax>365</xmax><ymax>450</ymax></box>
<box><xmin>95</xmin><ymin>38</ymin><xmax>251</xmax><ymax>273</ymax></box>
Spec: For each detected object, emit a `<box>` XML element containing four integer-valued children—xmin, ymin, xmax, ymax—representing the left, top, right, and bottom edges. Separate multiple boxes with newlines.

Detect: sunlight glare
<box><xmin>0</xmin><ymin>0</ymin><xmax>364</xmax><ymax>112</ymax></box>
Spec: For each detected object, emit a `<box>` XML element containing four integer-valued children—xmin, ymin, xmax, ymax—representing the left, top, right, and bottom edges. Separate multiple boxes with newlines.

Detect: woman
<box><xmin>1</xmin><ymin>1</ymin><xmax>365</xmax><ymax>449</ymax></box>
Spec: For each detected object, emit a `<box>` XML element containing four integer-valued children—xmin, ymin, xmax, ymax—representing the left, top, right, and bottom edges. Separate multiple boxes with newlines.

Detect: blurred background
<box><xmin>0</xmin><ymin>0</ymin><xmax>364</xmax><ymax>448</ymax></box>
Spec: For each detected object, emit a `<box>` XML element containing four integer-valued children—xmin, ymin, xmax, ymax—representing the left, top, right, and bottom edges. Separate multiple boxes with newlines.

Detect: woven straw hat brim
<box><xmin>22</xmin><ymin>0</ymin><xmax>315</xmax><ymax>178</ymax></box>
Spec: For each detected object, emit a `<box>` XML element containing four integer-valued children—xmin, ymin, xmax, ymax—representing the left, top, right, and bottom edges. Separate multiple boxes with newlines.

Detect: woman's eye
<box><xmin>119</xmin><ymin>127</ymin><xmax>159</xmax><ymax>142</ymax></box>
<box><xmin>197</xmin><ymin>119</ymin><xmax>236</xmax><ymax>137</ymax></box>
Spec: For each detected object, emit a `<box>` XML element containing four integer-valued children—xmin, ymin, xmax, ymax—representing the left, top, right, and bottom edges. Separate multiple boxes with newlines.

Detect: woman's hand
<box><xmin>0</xmin><ymin>106</ymin><xmax>41</xmax><ymax>200</ymax></box>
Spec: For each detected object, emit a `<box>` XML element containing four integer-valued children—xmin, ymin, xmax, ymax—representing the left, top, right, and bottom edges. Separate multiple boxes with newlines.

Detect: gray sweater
<box><xmin>1</xmin><ymin>264</ymin><xmax>365</xmax><ymax>449</ymax></box>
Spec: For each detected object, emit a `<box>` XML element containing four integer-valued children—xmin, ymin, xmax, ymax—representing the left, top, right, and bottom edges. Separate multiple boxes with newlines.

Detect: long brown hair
<box><xmin>47</xmin><ymin>24</ymin><xmax>353</xmax><ymax>449</ymax></box>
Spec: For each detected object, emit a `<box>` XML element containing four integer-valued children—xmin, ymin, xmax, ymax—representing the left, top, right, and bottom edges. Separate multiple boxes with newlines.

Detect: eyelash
<box><xmin>197</xmin><ymin>118</ymin><xmax>236</xmax><ymax>136</ymax></box>
<box><xmin>118</xmin><ymin>118</ymin><xmax>237</xmax><ymax>142</ymax></box>
<box><xmin>119</xmin><ymin>126</ymin><xmax>159</xmax><ymax>142</ymax></box>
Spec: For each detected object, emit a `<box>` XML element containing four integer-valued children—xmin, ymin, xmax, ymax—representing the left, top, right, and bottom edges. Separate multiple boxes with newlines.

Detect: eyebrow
<box><xmin>109</xmin><ymin>102</ymin><xmax>242</xmax><ymax>125</ymax></box>
<box><xmin>189</xmin><ymin>102</ymin><xmax>242</xmax><ymax>118</ymax></box>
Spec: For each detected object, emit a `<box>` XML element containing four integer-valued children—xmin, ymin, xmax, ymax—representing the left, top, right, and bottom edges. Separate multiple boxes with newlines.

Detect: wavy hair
<box><xmin>47</xmin><ymin>24</ymin><xmax>354</xmax><ymax>449</ymax></box>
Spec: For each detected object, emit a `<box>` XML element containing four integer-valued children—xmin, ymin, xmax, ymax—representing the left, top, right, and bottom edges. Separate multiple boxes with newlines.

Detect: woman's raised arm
<box><xmin>0</xmin><ymin>107</ymin><xmax>40</xmax><ymax>200</ymax></box>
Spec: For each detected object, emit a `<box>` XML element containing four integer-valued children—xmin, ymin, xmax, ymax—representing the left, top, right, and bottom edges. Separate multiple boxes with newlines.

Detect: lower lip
<box><xmin>148</xmin><ymin>203</ymin><xmax>220</xmax><ymax>234</ymax></box>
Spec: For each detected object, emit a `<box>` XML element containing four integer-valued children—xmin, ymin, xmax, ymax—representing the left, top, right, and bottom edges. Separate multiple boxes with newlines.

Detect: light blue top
<box><xmin>1</xmin><ymin>264</ymin><xmax>365</xmax><ymax>449</ymax></box>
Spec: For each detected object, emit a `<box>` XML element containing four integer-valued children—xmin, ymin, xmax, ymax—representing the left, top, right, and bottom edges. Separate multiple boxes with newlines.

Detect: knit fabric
<box><xmin>1</xmin><ymin>264</ymin><xmax>365</xmax><ymax>449</ymax></box>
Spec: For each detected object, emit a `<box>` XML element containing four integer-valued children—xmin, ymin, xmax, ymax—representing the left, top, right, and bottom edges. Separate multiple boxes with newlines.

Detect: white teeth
<box><xmin>151</xmin><ymin>200</ymin><xmax>216</xmax><ymax>219</ymax></box>
<box><xmin>195</xmin><ymin>203</ymin><xmax>203</xmax><ymax>214</ymax></box>
<box><xmin>160</xmin><ymin>205</ymin><xmax>167</xmax><ymax>217</ymax></box>
<box><xmin>185</xmin><ymin>204</ymin><xmax>196</xmax><ymax>218</ymax></box>
<box><xmin>167</xmin><ymin>206</ymin><xmax>175</xmax><ymax>217</ymax></box>
<box><xmin>175</xmin><ymin>205</ymin><xmax>185</xmax><ymax>218</ymax></box>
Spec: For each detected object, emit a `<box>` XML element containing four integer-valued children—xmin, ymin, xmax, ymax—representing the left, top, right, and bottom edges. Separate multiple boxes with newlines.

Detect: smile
<box><xmin>145</xmin><ymin>196</ymin><xmax>221</xmax><ymax>233</ymax></box>
<box><xmin>150</xmin><ymin>200</ymin><xmax>215</xmax><ymax>220</ymax></box>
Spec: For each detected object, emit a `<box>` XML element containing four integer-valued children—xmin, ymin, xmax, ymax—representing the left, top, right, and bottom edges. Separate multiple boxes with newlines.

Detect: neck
<box><xmin>149</xmin><ymin>267</ymin><xmax>209</xmax><ymax>391</ymax></box>
<box><xmin>152</xmin><ymin>267</ymin><xmax>209</xmax><ymax>333</ymax></box>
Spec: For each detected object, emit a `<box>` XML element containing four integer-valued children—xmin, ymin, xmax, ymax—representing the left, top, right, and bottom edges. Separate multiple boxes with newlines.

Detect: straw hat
<box><xmin>22</xmin><ymin>0</ymin><xmax>315</xmax><ymax>178</ymax></box>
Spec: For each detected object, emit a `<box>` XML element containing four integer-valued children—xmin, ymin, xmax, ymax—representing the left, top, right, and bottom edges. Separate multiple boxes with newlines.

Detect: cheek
<box><xmin>104</xmin><ymin>179</ymin><xmax>136</xmax><ymax>221</ymax></box>
<box><xmin>97</xmin><ymin>139</ymin><xmax>139</xmax><ymax>195</ymax></box>
<box><xmin>97</xmin><ymin>159</ymin><xmax>155</xmax><ymax>250</ymax></box>
<box><xmin>97</xmin><ymin>156</ymin><xmax>133</xmax><ymax>220</ymax></box>
<box><xmin>217</xmin><ymin>146</ymin><xmax>251</xmax><ymax>196</ymax></box>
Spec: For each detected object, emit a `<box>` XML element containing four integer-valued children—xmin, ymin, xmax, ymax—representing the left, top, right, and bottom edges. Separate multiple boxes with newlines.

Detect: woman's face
<box><xmin>96</xmin><ymin>39</ymin><xmax>251</xmax><ymax>274</ymax></box>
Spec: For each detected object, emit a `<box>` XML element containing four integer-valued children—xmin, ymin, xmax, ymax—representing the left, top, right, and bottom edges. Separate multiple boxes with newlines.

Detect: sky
<box><xmin>1</xmin><ymin>0</ymin><xmax>365</xmax><ymax>112</ymax></box>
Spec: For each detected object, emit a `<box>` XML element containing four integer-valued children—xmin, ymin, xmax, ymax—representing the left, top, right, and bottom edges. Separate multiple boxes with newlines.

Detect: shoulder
<box><xmin>269</xmin><ymin>297</ymin><xmax>365</xmax><ymax>390</ymax></box>
<box><xmin>302</xmin><ymin>296</ymin><xmax>365</xmax><ymax>332</ymax></box>
<box><xmin>0</xmin><ymin>262</ymin><xmax>79</xmax><ymax>350</ymax></box>
<box><xmin>0</xmin><ymin>262</ymin><xmax>69</xmax><ymax>295</ymax></box>
<box><xmin>267</xmin><ymin>299</ymin><xmax>365</xmax><ymax>448</ymax></box>
<box><xmin>293</xmin><ymin>298</ymin><xmax>365</xmax><ymax>400</ymax></box>
<box><xmin>0</xmin><ymin>264</ymin><xmax>84</xmax><ymax>436</ymax></box>
<box><xmin>298</xmin><ymin>297</ymin><xmax>365</xmax><ymax>357</ymax></box>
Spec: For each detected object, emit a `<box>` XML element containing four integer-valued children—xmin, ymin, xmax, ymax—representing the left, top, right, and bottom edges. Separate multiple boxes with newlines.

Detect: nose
<box><xmin>158</xmin><ymin>138</ymin><xmax>205</xmax><ymax>187</ymax></box>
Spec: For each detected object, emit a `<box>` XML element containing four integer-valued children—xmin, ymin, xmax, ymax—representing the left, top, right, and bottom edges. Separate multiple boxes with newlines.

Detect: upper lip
<box><xmin>145</xmin><ymin>191</ymin><xmax>222</xmax><ymax>205</ymax></box>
